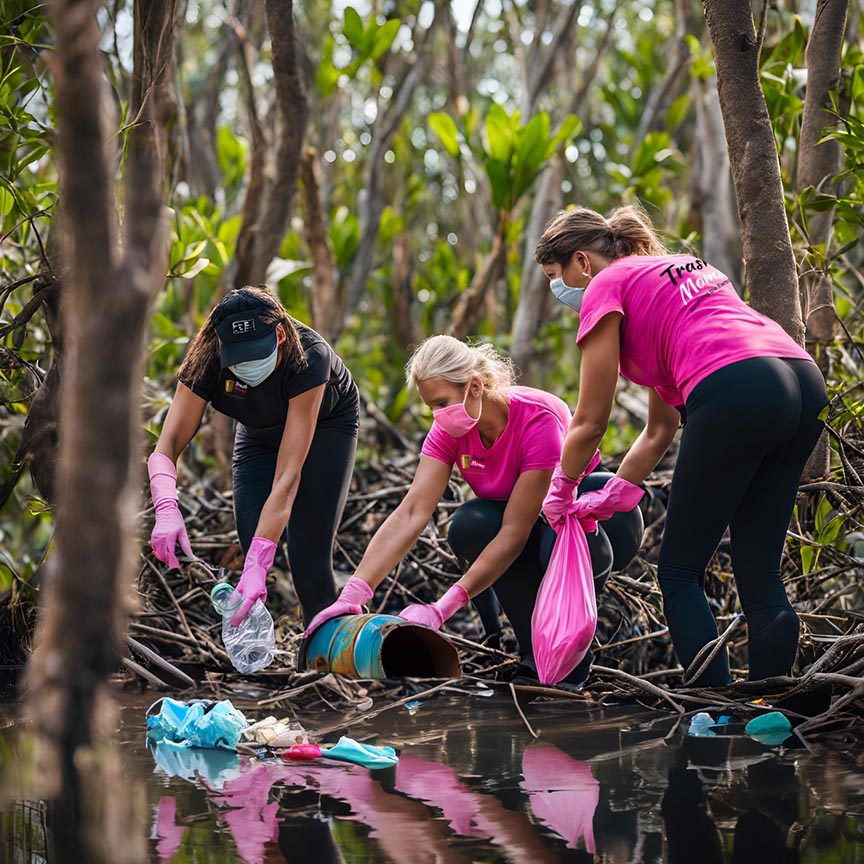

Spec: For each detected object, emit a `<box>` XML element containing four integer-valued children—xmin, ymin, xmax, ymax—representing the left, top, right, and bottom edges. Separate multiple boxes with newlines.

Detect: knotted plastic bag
<box><xmin>531</xmin><ymin>514</ymin><xmax>596</xmax><ymax>686</ymax></box>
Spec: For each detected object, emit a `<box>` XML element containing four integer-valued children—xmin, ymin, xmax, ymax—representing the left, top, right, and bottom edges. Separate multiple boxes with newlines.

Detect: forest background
<box><xmin>1</xmin><ymin>0</ymin><xmax>863</xmax><ymax>675</ymax></box>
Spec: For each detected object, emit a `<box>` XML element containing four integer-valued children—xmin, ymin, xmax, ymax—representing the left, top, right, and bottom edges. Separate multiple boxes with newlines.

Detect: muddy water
<box><xmin>3</xmin><ymin>687</ymin><xmax>864</xmax><ymax>863</ymax></box>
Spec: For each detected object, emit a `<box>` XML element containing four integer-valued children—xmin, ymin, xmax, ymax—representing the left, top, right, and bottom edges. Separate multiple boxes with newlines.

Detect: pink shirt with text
<box><xmin>421</xmin><ymin>386</ymin><xmax>571</xmax><ymax>500</ymax></box>
<box><xmin>576</xmin><ymin>254</ymin><xmax>812</xmax><ymax>406</ymax></box>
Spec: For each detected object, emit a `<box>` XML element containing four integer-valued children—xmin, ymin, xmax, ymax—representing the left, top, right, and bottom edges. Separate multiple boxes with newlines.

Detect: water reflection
<box><xmin>3</xmin><ymin>692</ymin><xmax>864</xmax><ymax>863</ymax></box>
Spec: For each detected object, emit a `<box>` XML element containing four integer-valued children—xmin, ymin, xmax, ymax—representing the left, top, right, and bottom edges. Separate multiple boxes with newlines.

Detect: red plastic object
<box><xmin>280</xmin><ymin>744</ymin><xmax>322</xmax><ymax>761</ymax></box>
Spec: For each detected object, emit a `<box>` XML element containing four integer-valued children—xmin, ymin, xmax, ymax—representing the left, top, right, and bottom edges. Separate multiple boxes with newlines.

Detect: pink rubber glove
<box><xmin>148</xmin><ymin>452</ymin><xmax>194</xmax><ymax>569</ymax></box>
<box><xmin>231</xmin><ymin>536</ymin><xmax>277</xmax><ymax>626</ymax></box>
<box><xmin>304</xmin><ymin>576</ymin><xmax>374</xmax><ymax>637</ymax></box>
<box><xmin>542</xmin><ymin>449</ymin><xmax>603</xmax><ymax>530</ymax></box>
<box><xmin>398</xmin><ymin>584</ymin><xmax>470</xmax><ymax>630</ymax></box>
<box><xmin>570</xmin><ymin>476</ymin><xmax>645</xmax><ymax>533</ymax></box>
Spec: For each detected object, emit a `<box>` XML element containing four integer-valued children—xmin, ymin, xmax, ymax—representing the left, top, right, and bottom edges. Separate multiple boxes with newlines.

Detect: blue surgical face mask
<box><xmin>230</xmin><ymin>346</ymin><xmax>279</xmax><ymax>387</ymax></box>
<box><xmin>549</xmin><ymin>276</ymin><xmax>586</xmax><ymax>312</ymax></box>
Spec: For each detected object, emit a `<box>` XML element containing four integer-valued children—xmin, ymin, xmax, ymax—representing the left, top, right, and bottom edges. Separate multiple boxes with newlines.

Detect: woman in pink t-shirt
<box><xmin>534</xmin><ymin>205</ymin><xmax>827</xmax><ymax>686</ymax></box>
<box><xmin>305</xmin><ymin>335</ymin><xmax>642</xmax><ymax>686</ymax></box>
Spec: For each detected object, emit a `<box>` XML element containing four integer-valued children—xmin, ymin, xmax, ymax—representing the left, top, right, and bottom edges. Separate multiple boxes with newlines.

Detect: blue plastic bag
<box><xmin>322</xmin><ymin>736</ymin><xmax>399</xmax><ymax>769</ymax></box>
<box><xmin>146</xmin><ymin>697</ymin><xmax>249</xmax><ymax>751</ymax></box>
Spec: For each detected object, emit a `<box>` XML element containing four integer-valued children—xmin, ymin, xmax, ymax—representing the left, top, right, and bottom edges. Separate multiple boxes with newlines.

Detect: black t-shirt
<box><xmin>179</xmin><ymin>320</ymin><xmax>358</xmax><ymax>435</ymax></box>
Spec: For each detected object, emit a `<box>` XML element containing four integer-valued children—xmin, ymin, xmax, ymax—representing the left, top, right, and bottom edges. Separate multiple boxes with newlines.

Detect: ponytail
<box><xmin>534</xmin><ymin>203</ymin><xmax>666</xmax><ymax>265</ymax></box>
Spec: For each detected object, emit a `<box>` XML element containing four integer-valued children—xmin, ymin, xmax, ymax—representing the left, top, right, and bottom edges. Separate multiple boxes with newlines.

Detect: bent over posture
<box><xmin>535</xmin><ymin>205</ymin><xmax>827</xmax><ymax>685</ymax></box>
<box><xmin>148</xmin><ymin>286</ymin><xmax>359</xmax><ymax>628</ymax></box>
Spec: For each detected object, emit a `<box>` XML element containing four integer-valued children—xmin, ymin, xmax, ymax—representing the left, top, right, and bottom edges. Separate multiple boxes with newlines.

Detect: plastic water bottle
<box><xmin>210</xmin><ymin>583</ymin><xmax>275</xmax><ymax>674</ymax></box>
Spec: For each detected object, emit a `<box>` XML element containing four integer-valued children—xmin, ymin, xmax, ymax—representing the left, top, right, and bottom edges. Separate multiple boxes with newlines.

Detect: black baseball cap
<box><xmin>214</xmin><ymin>310</ymin><xmax>278</xmax><ymax>368</ymax></box>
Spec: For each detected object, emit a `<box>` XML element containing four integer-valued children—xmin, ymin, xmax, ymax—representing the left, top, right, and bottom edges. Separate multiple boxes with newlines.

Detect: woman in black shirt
<box><xmin>147</xmin><ymin>287</ymin><xmax>359</xmax><ymax>627</ymax></box>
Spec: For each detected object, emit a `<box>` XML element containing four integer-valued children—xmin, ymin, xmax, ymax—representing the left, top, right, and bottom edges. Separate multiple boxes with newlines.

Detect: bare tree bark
<box><xmin>797</xmin><ymin>0</ymin><xmax>848</xmax><ymax>480</ymax></box>
<box><xmin>511</xmin><ymin>155</ymin><xmax>562</xmax><ymax>383</ymax></box>
<box><xmin>233</xmin><ymin>0</ymin><xmax>308</xmax><ymax>289</ymax></box>
<box><xmin>450</xmin><ymin>222</ymin><xmax>507</xmax><ymax>341</ymax></box>
<box><xmin>703</xmin><ymin>0</ymin><xmax>805</xmax><ymax>344</ymax></box>
<box><xmin>510</xmin><ymin>8</ymin><xmax>619</xmax><ymax>385</ymax></box>
<box><xmin>390</xmin><ymin>230</ymin><xmax>417</xmax><ymax>353</ymax></box>
<box><xmin>345</xmin><ymin>8</ymin><xmax>441</xmax><ymax>313</ymax></box>
<box><xmin>300</xmin><ymin>146</ymin><xmax>343</xmax><ymax>343</ymax></box>
<box><xmin>25</xmin><ymin>1</ymin><xmax>174</xmax><ymax>859</ymax></box>
<box><xmin>691</xmin><ymin>73</ymin><xmax>742</xmax><ymax>282</ymax></box>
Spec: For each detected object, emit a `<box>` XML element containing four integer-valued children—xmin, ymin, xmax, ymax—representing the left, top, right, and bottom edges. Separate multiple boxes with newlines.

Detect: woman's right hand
<box><xmin>304</xmin><ymin>576</ymin><xmax>373</xmax><ymax>638</ymax></box>
<box><xmin>148</xmin><ymin>452</ymin><xmax>194</xmax><ymax>569</ymax></box>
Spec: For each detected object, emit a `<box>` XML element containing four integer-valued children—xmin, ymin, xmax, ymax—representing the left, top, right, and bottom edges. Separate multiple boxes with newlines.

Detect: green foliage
<box><xmin>429</xmin><ymin>105</ymin><xmax>581</xmax><ymax>214</ymax></box>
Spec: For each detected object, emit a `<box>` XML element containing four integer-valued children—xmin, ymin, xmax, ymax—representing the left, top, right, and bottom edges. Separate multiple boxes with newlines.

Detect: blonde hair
<box><xmin>534</xmin><ymin>204</ymin><xmax>667</xmax><ymax>265</ymax></box>
<box><xmin>406</xmin><ymin>335</ymin><xmax>516</xmax><ymax>393</ymax></box>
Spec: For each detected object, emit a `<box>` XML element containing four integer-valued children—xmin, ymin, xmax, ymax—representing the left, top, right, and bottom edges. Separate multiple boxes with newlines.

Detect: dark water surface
<box><xmin>3</xmin><ymin>687</ymin><xmax>864</xmax><ymax>863</ymax></box>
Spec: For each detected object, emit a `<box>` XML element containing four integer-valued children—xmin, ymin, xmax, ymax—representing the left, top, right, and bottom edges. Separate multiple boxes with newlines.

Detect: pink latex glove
<box><xmin>304</xmin><ymin>576</ymin><xmax>374</xmax><ymax>637</ymax></box>
<box><xmin>570</xmin><ymin>476</ymin><xmax>644</xmax><ymax>533</ymax></box>
<box><xmin>148</xmin><ymin>452</ymin><xmax>194</xmax><ymax>569</ymax></box>
<box><xmin>230</xmin><ymin>536</ymin><xmax>276</xmax><ymax>626</ymax></box>
<box><xmin>398</xmin><ymin>584</ymin><xmax>469</xmax><ymax>630</ymax></box>
<box><xmin>542</xmin><ymin>449</ymin><xmax>603</xmax><ymax>530</ymax></box>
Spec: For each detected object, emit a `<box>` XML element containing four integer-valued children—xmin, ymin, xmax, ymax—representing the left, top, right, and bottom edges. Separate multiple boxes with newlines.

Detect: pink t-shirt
<box><xmin>421</xmin><ymin>386</ymin><xmax>571</xmax><ymax>500</ymax></box>
<box><xmin>576</xmin><ymin>254</ymin><xmax>812</xmax><ymax>406</ymax></box>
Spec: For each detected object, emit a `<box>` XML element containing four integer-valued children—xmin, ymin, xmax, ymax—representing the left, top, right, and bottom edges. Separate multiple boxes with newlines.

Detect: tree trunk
<box><xmin>450</xmin><ymin>223</ymin><xmax>507</xmax><ymax>341</ymax></box>
<box><xmin>691</xmin><ymin>74</ymin><xmax>742</xmax><ymax>284</ymax></box>
<box><xmin>300</xmin><ymin>146</ymin><xmax>343</xmax><ymax>344</ymax></box>
<box><xmin>389</xmin><ymin>230</ymin><xmax>417</xmax><ymax>354</ymax></box>
<box><xmin>703</xmin><ymin>0</ymin><xmax>805</xmax><ymax>344</ymax></box>
<box><xmin>24</xmin><ymin>1</ymin><xmax>174</xmax><ymax>860</ymax></box>
<box><xmin>511</xmin><ymin>155</ymin><xmax>563</xmax><ymax>385</ymax></box>
<box><xmin>233</xmin><ymin>0</ymin><xmax>308</xmax><ymax>289</ymax></box>
<box><xmin>797</xmin><ymin>0</ymin><xmax>848</xmax><ymax>480</ymax></box>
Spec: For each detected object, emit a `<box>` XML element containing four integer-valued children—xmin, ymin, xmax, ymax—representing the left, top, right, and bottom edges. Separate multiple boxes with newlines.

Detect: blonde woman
<box><xmin>306</xmin><ymin>335</ymin><xmax>638</xmax><ymax>686</ymax></box>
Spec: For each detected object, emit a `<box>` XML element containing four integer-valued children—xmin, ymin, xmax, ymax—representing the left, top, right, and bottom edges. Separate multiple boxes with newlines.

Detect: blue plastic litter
<box><xmin>744</xmin><ymin>711</ymin><xmax>792</xmax><ymax>746</ymax></box>
<box><xmin>322</xmin><ymin>736</ymin><xmax>399</xmax><ymax>769</ymax></box>
<box><xmin>146</xmin><ymin>697</ymin><xmax>249</xmax><ymax>751</ymax></box>
<box><xmin>687</xmin><ymin>712</ymin><xmax>716</xmax><ymax>737</ymax></box>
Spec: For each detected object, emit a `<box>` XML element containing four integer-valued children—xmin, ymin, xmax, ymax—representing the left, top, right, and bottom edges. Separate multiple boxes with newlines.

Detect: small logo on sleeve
<box><xmin>460</xmin><ymin>454</ymin><xmax>485</xmax><ymax>471</ymax></box>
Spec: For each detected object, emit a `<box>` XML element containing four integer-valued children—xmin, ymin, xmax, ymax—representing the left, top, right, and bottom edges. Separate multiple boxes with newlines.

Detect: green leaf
<box><xmin>172</xmin><ymin>257</ymin><xmax>211</xmax><ymax>279</ymax></box>
<box><xmin>0</xmin><ymin>185</ymin><xmax>12</xmax><ymax>217</ymax></box>
<box><xmin>343</xmin><ymin>7</ymin><xmax>365</xmax><ymax>49</ymax></box>
<box><xmin>371</xmin><ymin>19</ymin><xmax>400</xmax><ymax>61</ymax></box>
<box><xmin>428</xmin><ymin>112</ymin><xmax>460</xmax><ymax>158</ymax></box>
<box><xmin>665</xmin><ymin>92</ymin><xmax>690</xmax><ymax>131</ymax></box>
<box><xmin>800</xmin><ymin>544</ymin><xmax>815</xmax><ymax>575</ymax></box>
<box><xmin>484</xmin><ymin>103</ymin><xmax>512</xmax><ymax>165</ymax></box>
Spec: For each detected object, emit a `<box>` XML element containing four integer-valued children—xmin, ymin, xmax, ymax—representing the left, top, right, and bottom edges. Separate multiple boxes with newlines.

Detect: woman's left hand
<box><xmin>398</xmin><ymin>584</ymin><xmax>469</xmax><ymax>630</ymax></box>
<box><xmin>231</xmin><ymin>537</ymin><xmax>277</xmax><ymax>626</ymax></box>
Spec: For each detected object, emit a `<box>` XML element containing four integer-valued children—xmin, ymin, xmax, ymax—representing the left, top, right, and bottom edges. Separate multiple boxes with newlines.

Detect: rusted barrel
<box><xmin>298</xmin><ymin>614</ymin><xmax>462</xmax><ymax>679</ymax></box>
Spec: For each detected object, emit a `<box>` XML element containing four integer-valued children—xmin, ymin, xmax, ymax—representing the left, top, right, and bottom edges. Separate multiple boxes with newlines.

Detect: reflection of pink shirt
<box><xmin>576</xmin><ymin>255</ymin><xmax>812</xmax><ymax>407</ymax></box>
<box><xmin>421</xmin><ymin>386</ymin><xmax>571</xmax><ymax>500</ymax></box>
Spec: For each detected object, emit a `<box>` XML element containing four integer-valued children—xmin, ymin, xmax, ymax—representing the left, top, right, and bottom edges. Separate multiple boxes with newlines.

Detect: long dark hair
<box><xmin>534</xmin><ymin>204</ymin><xmax>668</xmax><ymax>265</ymax></box>
<box><xmin>178</xmin><ymin>286</ymin><xmax>306</xmax><ymax>385</ymax></box>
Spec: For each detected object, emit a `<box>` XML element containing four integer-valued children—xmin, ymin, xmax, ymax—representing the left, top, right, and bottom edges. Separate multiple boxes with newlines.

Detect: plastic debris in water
<box><xmin>146</xmin><ymin>697</ymin><xmax>248</xmax><ymax>751</ymax></box>
<box><xmin>744</xmin><ymin>711</ymin><xmax>792</xmax><ymax>746</ymax></box>
<box><xmin>322</xmin><ymin>736</ymin><xmax>399</xmax><ymax>769</ymax></box>
<box><xmin>280</xmin><ymin>744</ymin><xmax>322</xmax><ymax>761</ymax></box>
<box><xmin>405</xmin><ymin>700</ymin><xmax>423</xmax><ymax>715</ymax></box>
<box><xmin>687</xmin><ymin>712</ymin><xmax>716</xmax><ymax>737</ymax></box>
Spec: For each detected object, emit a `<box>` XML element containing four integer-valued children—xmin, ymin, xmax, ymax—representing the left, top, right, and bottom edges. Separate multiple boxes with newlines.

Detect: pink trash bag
<box><xmin>531</xmin><ymin>514</ymin><xmax>596</xmax><ymax>686</ymax></box>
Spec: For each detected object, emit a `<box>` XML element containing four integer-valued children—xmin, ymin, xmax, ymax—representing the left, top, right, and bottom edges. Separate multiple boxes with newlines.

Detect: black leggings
<box><xmin>658</xmin><ymin>357</ymin><xmax>827</xmax><ymax>685</ymax></box>
<box><xmin>447</xmin><ymin>498</ymin><xmax>613</xmax><ymax>674</ymax></box>
<box><xmin>232</xmin><ymin>421</ymin><xmax>357</xmax><ymax>627</ymax></box>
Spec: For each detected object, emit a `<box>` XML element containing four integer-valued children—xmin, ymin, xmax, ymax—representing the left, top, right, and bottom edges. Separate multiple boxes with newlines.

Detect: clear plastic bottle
<box><xmin>210</xmin><ymin>583</ymin><xmax>275</xmax><ymax>674</ymax></box>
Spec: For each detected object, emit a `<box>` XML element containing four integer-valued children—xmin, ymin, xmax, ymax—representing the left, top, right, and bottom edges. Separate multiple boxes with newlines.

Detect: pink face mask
<box><xmin>433</xmin><ymin>383</ymin><xmax>482</xmax><ymax>438</ymax></box>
